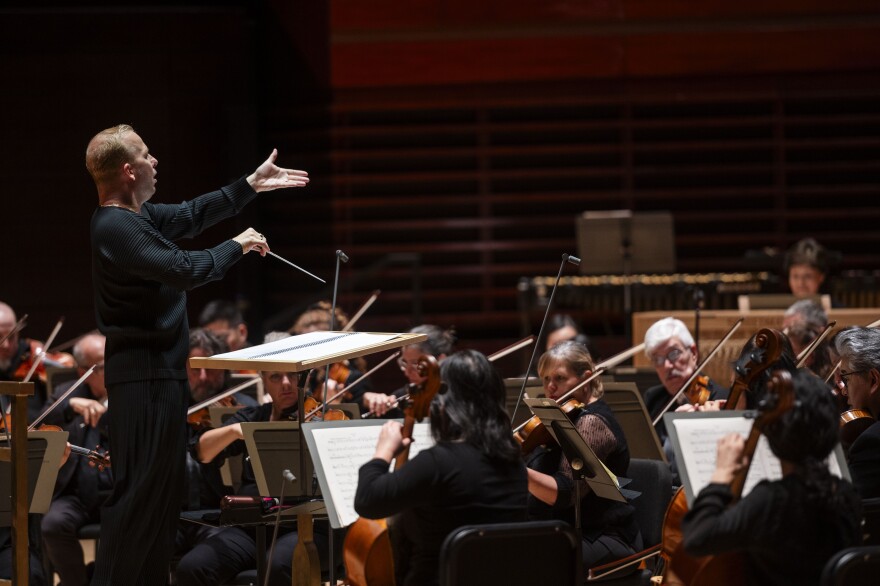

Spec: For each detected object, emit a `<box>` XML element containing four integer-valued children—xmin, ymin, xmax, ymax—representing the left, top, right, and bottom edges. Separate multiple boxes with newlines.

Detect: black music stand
<box><xmin>524</xmin><ymin>398</ymin><xmax>627</xmax><ymax>536</ymax></box>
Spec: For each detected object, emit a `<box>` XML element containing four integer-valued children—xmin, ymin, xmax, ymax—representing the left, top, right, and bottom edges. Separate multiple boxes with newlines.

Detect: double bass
<box><xmin>342</xmin><ymin>355</ymin><xmax>442</xmax><ymax>586</ymax></box>
<box><xmin>658</xmin><ymin>328</ymin><xmax>784</xmax><ymax>585</ymax></box>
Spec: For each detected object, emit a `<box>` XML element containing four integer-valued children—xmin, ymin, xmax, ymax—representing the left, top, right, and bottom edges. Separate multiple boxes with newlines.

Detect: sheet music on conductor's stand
<box><xmin>302</xmin><ymin>420</ymin><xmax>435</xmax><ymax>529</ymax></box>
<box><xmin>664</xmin><ymin>411</ymin><xmax>849</xmax><ymax>507</ymax></box>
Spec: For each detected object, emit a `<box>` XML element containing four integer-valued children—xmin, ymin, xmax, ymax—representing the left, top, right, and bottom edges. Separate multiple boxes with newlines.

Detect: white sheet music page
<box><xmin>672</xmin><ymin>416</ymin><xmax>844</xmax><ymax>501</ymax></box>
<box><xmin>213</xmin><ymin>331</ymin><xmax>400</xmax><ymax>362</ymax></box>
<box><xmin>310</xmin><ymin>423</ymin><xmax>434</xmax><ymax>527</ymax></box>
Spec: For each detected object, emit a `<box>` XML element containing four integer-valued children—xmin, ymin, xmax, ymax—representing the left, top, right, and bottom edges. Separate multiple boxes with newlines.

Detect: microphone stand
<box><xmin>693</xmin><ymin>288</ymin><xmax>705</xmax><ymax>356</ymax></box>
<box><xmin>511</xmin><ymin>253</ymin><xmax>581</xmax><ymax>425</ymax></box>
<box><xmin>323</xmin><ymin>249</ymin><xmax>348</xmax><ymax>586</ymax></box>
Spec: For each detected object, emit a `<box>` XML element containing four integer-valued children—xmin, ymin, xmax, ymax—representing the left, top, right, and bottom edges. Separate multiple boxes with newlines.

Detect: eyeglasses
<box><xmin>267</xmin><ymin>372</ymin><xmax>297</xmax><ymax>384</ymax></box>
<box><xmin>397</xmin><ymin>357</ymin><xmax>420</xmax><ymax>371</ymax></box>
<box><xmin>650</xmin><ymin>347</ymin><xmax>689</xmax><ymax>367</ymax></box>
<box><xmin>839</xmin><ymin>369</ymin><xmax>870</xmax><ymax>388</ymax></box>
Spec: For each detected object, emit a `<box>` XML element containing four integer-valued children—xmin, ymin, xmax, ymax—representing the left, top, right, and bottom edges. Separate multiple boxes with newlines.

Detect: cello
<box><xmin>666</xmin><ymin>369</ymin><xmax>795</xmax><ymax>586</ymax></box>
<box><xmin>343</xmin><ymin>355</ymin><xmax>442</xmax><ymax>586</ymax></box>
<box><xmin>657</xmin><ymin>328</ymin><xmax>785</xmax><ymax>585</ymax></box>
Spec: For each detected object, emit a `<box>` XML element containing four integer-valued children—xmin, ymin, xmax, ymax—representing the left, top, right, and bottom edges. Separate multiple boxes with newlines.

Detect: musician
<box><xmin>41</xmin><ymin>333</ymin><xmax>112</xmax><ymax>586</ymax></box>
<box><xmin>289</xmin><ymin>301</ymin><xmax>370</xmax><ymax>401</ymax></box>
<box><xmin>0</xmin><ymin>301</ymin><xmax>53</xmax><ymax>421</ymax></box>
<box><xmin>642</xmin><ymin>317</ymin><xmax>728</xmax><ymax>440</ymax></box>
<box><xmin>681</xmin><ymin>370</ymin><xmax>862</xmax><ymax>584</ymax></box>
<box><xmin>353</xmin><ymin>350</ymin><xmax>528</xmax><ymax>586</ymax></box>
<box><xmin>784</xmin><ymin>237</ymin><xmax>830</xmax><ymax>299</ymax></box>
<box><xmin>361</xmin><ymin>324</ymin><xmax>456</xmax><ymax>417</ymax></box>
<box><xmin>176</xmin><ymin>333</ymin><xmax>328</xmax><ymax>586</ymax></box>
<box><xmin>86</xmin><ymin>123</ymin><xmax>308</xmax><ymax>586</ymax></box>
<box><xmin>782</xmin><ymin>299</ymin><xmax>833</xmax><ymax>380</ymax></box>
<box><xmin>198</xmin><ymin>299</ymin><xmax>250</xmax><ymax>352</ymax></box>
<box><xmin>545</xmin><ymin>313</ymin><xmax>591</xmax><ymax>352</ymax></box>
<box><xmin>525</xmin><ymin>341</ymin><xmax>642</xmax><ymax>569</ymax></box>
<box><xmin>834</xmin><ymin>326</ymin><xmax>880</xmax><ymax>498</ymax></box>
<box><xmin>187</xmin><ymin>328</ymin><xmax>257</xmax><ymax>408</ymax></box>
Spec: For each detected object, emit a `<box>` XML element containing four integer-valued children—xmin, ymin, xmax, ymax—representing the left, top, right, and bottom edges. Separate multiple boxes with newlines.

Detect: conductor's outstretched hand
<box><xmin>247</xmin><ymin>149</ymin><xmax>309</xmax><ymax>192</ymax></box>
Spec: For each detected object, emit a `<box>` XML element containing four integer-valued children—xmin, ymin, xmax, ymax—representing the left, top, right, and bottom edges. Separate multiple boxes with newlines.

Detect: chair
<box><xmin>439</xmin><ymin>520</ymin><xmax>581</xmax><ymax>586</ymax></box>
<box><xmin>820</xmin><ymin>545</ymin><xmax>880</xmax><ymax>586</ymax></box>
<box><xmin>587</xmin><ymin>458</ymin><xmax>674</xmax><ymax>584</ymax></box>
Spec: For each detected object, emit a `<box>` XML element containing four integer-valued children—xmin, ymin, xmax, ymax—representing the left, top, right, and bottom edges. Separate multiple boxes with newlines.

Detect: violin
<box><xmin>11</xmin><ymin>339</ymin><xmax>75</xmax><ymax>384</ymax></box>
<box><xmin>657</xmin><ymin>328</ymin><xmax>785</xmax><ymax>585</ymax></box>
<box><xmin>302</xmin><ymin>394</ymin><xmax>350</xmax><ymax>422</ymax></box>
<box><xmin>840</xmin><ymin>408</ymin><xmax>874</xmax><ymax>451</ymax></box>
<box><xmin>1</xmin><ymin>420</ymin><xmax>111</xmax><ymax>471</ymax></box>
<box><xmin>343</xmin><ymin>354</ymin><xmax>442</xmax><ymax>586</ymax></box>
<box><xmin>666</xmin><ymin>370</ymin><xmax>795</xmax><ymax>586</ymax></box>
<box><xmin>187</xmin><ymin>395</ymin><xmax>238</xmax><ymax>431</ymax></box>
<box><xmin>514</xmin><ymin>398</ymin><xmax>584</xmax><ymax>455</ymax></box>
<box><xmin>685</xmin><ymin>375</ymin><xmax>711</xmax><ymax>407</ymax></box>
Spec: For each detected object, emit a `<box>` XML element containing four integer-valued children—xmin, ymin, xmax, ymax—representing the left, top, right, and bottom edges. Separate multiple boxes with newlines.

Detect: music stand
<box><xmin>600</xmin><ymin>383</ymin><xmax>666</xmax><ymax>462</ymax></box>
<box><xmin>0</xmin><ymin>430</ymin><xmax>67</xmax><ymax>523</ymax></box>
<box><xmin>524</xmin><ymin>399</ymin><xmax>627</xmax><ymax>506</ymax></box>
<box><xmin>664</xmin><ymin>410</ymin><xmax>849</xmax><ymax>507</ymax></box>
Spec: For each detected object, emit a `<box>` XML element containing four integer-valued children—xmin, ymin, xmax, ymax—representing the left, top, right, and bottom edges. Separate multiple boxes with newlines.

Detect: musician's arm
<box><xmin>196</xmin><ymin>423</ymin><xmax>243</xmax><ymax>464</ymax></box>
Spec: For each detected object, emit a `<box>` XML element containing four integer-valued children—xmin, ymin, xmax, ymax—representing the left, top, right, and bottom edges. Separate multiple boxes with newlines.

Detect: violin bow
<box><xmin>342</xmin><ymin>290</ymin><xmax>381</xmax><ymax>332</ymax></box>
<box><xmin>28</xmin><ymin>365</ymin><xmax>97</xmax><ymax>431</ymax></box>
<box><xmin>49</xmin><ymin>328</ymin><xmax>100</xmax><ymax>354</ymax></box>
<box><xmin>487</xmin><ymin>336</ymin><xmax>534</xmax><ymax>362</ymax></box>
<box><xmin>22</xmin><ymin>317</ymin><xmax>65</xmax><ymax>383</ymax></box>
<box><xmin>0</xmin><ymin>313</ymin><xmax>27</xmax><ymax>346</ymax></box>
<box><xmin>306</xmin><ymin>351</ymin><xmax>400</xmax><ymax>420</ymax></box>
<box><xmin>652</xmin><ymin>318</ymin><xmax>744</xmax><ymax>426</ymax></box>
<box><xmin>795</xmin><ymin>321</ymin><xmax>836</xmax><ymax>368</ymax></box>
<box><xmin>187</xmin><ymin>376</ymin><xmax>261</xmax><ymax>416</ymax></box>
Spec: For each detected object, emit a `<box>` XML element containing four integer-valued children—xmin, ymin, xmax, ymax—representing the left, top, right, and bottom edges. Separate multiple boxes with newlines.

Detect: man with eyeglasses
<box><xmin>41</xmin><ymin>332</ymin><xmax>112</xmax><ymax>586</ymax></box>
<box><xmin>834</xmin><ymin>326</ymin><xmax>880</xmax><ymax>498</ymax></box>
<box><xmin>642</xmin><ymin>317</ymin><xmax>729</xmax><ymax>443</ymax></box>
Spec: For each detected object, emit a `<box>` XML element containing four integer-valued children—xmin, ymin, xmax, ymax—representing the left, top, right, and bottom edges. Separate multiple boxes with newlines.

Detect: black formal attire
<box><xmin>644</xmin><ymin>378</ymin><xmax>728</xmax><ymax>443</ymax></box>
<box><xmin>176</xmin><ymin>404</ymin><xmax>323</xmax><ymax>586</ymax></box>
<box><xmin>41</xmin><ymin>392</ymin><xmax>112</xmax><ymax>586</ymax></box>
<box><xmin>848</xmin><ymin>419</ymin><xmax>880</xmax><ymax>499</ymax></box>
<box><xmin>0</xmin><ymin>516</ymin><xmax>48</xmax><ymax>586</ymax></box>
<box><xmin>682</xmin><ymin>476</ymin><xmax>862</xmax><ymax>585</ymax></box>
<box><xmin>526</xmin><ymin>399</ymin><xmax>642</xmax><ymax>569</ymax></box>
<box><xmin>89</xmin><ymin>178</ymin><xmax>257</xmax><ymax>586</ymax></box>
<box><xmin>355</xmin><ymin>441</ymin><xmax>528</xmax><ymax>586</ymax></box>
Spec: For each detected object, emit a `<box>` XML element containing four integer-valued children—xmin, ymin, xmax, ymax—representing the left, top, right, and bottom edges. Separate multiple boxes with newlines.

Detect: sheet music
<box><xmin>671</xmin><ymin>415</ymin><xmax>844</xmax><ymax>502</ymax></box>
<box><xmin>310</xmin><ymin>423</ymin><xmax>434</xmax><ymax>527</ymax></box>
<box><xmin>214</xmin><ymin>331</ymin><xmax>399</xmax><ymax>362</ymax></box>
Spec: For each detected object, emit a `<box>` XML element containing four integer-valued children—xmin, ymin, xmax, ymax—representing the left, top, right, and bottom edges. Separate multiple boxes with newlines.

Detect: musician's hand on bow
<box><xmin>70</xmin><ymin>397</ymin><xmax>107</xmax><ymax>427</ymax></box>
<box><xmin>710</xmin><ymin>433</ymin><xmax>748</xmax><ymax>485</ymax></box>
<box><xmin>363</xmin><ymin>391</ymin><xmax>395</xmax><ymax>416</ymax></box>
<box><xmin>373</xmin><ymin>421</ymin><xmax>410</xmax><ymax>463</ymax></box>
<box><xmin>247</xmin><ymin>149</ymin><xmax>309</xmax><ymax>192</ymax></box>
<box><xmin>233</xmin><ymin>228</ymin><xmax>270</xmax><ymax>257</ymax></box>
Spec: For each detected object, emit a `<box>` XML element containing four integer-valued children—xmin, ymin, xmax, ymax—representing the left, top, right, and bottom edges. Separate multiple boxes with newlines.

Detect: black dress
<box><xmin>354</xmin><ymin>441</ymin><xmax>528</xmax><ymax>586</ymax></box>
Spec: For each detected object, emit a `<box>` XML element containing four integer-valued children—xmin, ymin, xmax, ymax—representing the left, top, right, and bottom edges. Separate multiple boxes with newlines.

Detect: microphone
<box><xmin>282</xmin><ymin>469</ymin><xmax>296</xmax><ymax>483</ymax></box>
<box><xmin>511</xmin><ymin>252</ymin><xmax>581</xmax><ymax>424</ymax></box>
<box><xmin>336</xmin><ymin>250</ymin><xmax>349</xmax><ymax>263</ymax></box>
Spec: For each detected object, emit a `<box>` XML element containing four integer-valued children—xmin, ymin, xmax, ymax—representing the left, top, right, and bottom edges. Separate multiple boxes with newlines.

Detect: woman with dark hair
<box><xmin>526</xmin><ymin>341</ymin><xmax>643</xmax><ymax>569</ymax></box>
<box><xmin>682</xmin><ymin>370</ymin><xmax>862</xmax><ymax>585</ymax></box>
<box><xmin>353</xmin><ymin>350</ymin><xmax>527</xmax><ymax>586</ymax></box>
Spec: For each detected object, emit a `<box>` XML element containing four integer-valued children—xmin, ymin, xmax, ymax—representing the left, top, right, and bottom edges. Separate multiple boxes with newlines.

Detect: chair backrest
<box><xmin>626</xmin><ymin>458</ymin><xmax>673</xmax><ymax>547</ymax></box>
<box><xmin>439</xmin><ymin>520</ymin><xmax>582</xmax><ymax>586</ymax></box>
<box><xmin>821</xmin><ymin>545</ymin><xmax>880</xmax><ymax>586</ymax></box>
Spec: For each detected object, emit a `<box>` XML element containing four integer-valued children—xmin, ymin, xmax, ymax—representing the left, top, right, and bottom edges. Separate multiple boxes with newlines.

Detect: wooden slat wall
<box><xmin>262</xmin><ymin>73</ymin><xmax>880</xmax><ymax>344</ymax></box>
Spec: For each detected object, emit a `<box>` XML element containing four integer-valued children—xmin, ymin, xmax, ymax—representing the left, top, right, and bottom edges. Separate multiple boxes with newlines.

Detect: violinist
<box><xmin>177</xmin><ymin>332</ymin><xmax>326</xmax><ymax>586</ymax></box>
<box><xmin>361</xmin><ymin>324</ymin><xmax>456</xmax><ymax>417</ymax></box>
<box><xmin>782</xmin><ymin>300</ymin><xmax>834</xmax><ymax>380</ymax></box>
<box><xmin>681</xmin><ymin>371</ymin><xmax>862</xmax><ymax>585</ymax></box>
<box><xmin>0</xmin><ymin>301</ymin><xmax>63</xmax><ymax>421</ymax></box>
<box><xmin>198</xmin><ymin>299</ymin><xmax>251</xmax><ymax>352</ymax></box>
<box><xmin>833</xmin><ymin>326</ymin><xmax>880</xmax><ymax>498</ymax></box>
<box><xmin>187</xmin><ymin>328</ymin><xmax>257</xmax><ymax>412</ymax></box>
<box><xmin>353</xmin><ymin>350</ymin><xmax>527</xmax><ymax>586</ymax></box>
<box><xmin>41</xmin><ymin>333</ymin><xmax>113</xmax><ymax>586</ymax></box>
<box><xmin>525</xmin><ymin>341</ymin><xmax>642</xmax><ymax>569</ymax></box>
<box><xmin>643</xmin><ymin>318</ymin><xmax>728</xmax><ymax>441</ymax></box>
<box><xmin>289</xmin><ymin>301</ymin><xmax>371</xmax><ymax>402</ymax></box>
